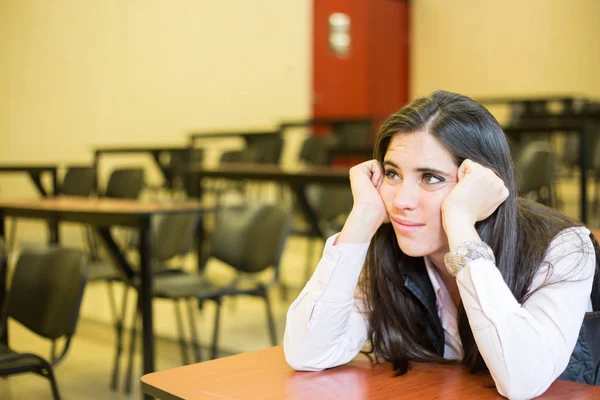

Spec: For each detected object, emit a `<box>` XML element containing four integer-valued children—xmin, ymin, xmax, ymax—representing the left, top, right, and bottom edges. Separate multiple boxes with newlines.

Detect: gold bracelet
<box><xmin>444</xmin><ymin>240</ymin><xmax>495</xmax><ymax>277</ymax></box>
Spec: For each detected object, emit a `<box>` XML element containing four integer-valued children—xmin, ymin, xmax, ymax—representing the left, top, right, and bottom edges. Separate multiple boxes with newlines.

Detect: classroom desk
<box><xmin>188</xmin><ymin>130</ymin><xmax>281</xmax><ymax>145</ymax></box>
<box><xmin>93</xmin><ymin>145</ymin><xmax>195</xmax><ymax>190</ymax></box>
<box><xmin>0</xmin><ymin>196</ymin><xmax>205</xmax><ymax>400</ymax></box>
<box><xmin>0</xmin><ymin>164</ymin><xmax>59</xmax><ymax>197</ymax></box>
<box><xmin>141</xmin><ymin>345</ymin><xmax>600</xmax><ymax>400</ymax></box>
<box><xmin>0</xmin><ymin>164</ymin><xmax>60</xmax><ymax>244</ymax></box>
<box><xmin>186</xmin><ymin>163</ymin><xmax>350</xmax><ymax>239</ymax></box>
<box><xmin>279</xmin><ymin>118</ymin><xmax>373</xmax><ymax>130</ymax></box>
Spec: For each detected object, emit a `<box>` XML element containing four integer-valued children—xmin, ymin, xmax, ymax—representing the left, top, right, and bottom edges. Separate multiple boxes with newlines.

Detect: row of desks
<box><xmin>0</xmin><ymin>164</ymin><xmax>351</xmax><ymax>400</ymax></box>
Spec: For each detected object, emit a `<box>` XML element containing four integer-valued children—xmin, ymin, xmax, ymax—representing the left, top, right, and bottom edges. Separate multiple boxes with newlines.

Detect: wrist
<box><xmin>442</xmin><ymin>211</ymin><xmax>480</xmax><ymax>249</ymax></box>
<box><xmin>337</xmin><ymin>204</ymin><xmax>384</xmax><ymax>244</ymax></box>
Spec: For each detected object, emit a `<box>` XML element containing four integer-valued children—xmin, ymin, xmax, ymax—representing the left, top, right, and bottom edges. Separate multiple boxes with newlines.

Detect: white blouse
<box><xmin>284</xmin><ymin>227</ymin><xmax>595</xmax><ymax>399</ymax></box>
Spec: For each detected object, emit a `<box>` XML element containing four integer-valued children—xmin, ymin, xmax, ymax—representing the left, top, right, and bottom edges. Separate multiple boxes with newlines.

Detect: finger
<box><xmin>370</xmin><ymin>161</ymin><xmax>383</xmax><ymax>186</ymax></box>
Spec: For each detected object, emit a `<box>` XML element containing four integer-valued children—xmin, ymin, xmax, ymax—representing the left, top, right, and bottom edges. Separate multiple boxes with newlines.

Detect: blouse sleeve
<box><xmin>283</xmin><ymin>233</ymin><xmax>370</xmax><ymax>371</ymax></box>
<box><xmin>456</xmin><ymin>227</ymin><xmax>595</xmax><ymax>399</ymax></box>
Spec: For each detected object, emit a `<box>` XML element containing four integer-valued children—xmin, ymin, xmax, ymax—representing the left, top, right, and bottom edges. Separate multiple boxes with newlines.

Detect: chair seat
<box><xmin>87</xmin><ymin>260</ymin><xmax>123</xmax><ymax>282</ymax></box>
<box><xmin>0</xmin><ymin>344</ymin><xmax>48</xmax><ymax>375</ymax></box>
<box><xmin>153</xmin><ymin>273</ymin><xmax>268</xmax><ymax>300</ymax></box>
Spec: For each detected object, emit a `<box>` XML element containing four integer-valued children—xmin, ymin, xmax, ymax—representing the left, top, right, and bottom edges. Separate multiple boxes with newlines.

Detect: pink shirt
<box><xmin>284</xmin><ymin>227</ymin><xmax>595</xmax><ymax>399</ymax></box>
<box><xmin>424</xmin><ymin>256</ymin><xmax>463</xmax><ymax>360</ymax></box>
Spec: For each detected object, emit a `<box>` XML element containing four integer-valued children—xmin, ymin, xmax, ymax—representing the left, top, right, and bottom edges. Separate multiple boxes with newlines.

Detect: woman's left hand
<box><xmin>441</xmin><ymin>159</ymin><xmax>509</xmax><ymax>228</ymax></box>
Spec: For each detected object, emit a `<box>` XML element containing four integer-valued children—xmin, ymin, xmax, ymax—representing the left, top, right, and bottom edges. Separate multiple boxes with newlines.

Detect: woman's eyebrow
<box><xmin>383</xmin><ymin>160</ymin><xmax>453</xmax><ymax>178</ymax></box>
<box><xmin>414</xmin><ymin>167</ymin><xmax>453</xmax><ymax>178</ymax></box>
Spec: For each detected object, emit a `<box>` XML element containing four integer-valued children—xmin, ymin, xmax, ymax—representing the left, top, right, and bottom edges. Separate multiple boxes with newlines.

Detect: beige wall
<box><xmin>411</xmin><ymin>0</ymin><xmax>600</xmax><ymax>102</ymax></box>
<box><xmin>0</xmin><ymin>0</ymin><xmax>311</xmax><ymax>196</ymax></box>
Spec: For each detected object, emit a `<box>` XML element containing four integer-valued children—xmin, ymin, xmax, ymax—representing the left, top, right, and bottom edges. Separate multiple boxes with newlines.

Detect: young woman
<box><xmin>284</xmin><ymin>91</ymin><xmax>599</xmax><ymax>399</ymax></box>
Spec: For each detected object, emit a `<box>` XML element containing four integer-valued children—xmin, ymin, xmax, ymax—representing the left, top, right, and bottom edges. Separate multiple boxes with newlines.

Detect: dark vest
<box><xmin>403</xmin><ymin>252</ymin><xmax>600</xmax><ymax>386</ymax></box>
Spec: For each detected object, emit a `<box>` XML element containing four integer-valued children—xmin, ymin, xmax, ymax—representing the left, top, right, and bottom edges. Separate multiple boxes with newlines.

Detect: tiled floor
<box><xmin>0</xmin><ymin>176</ymin><xmax>598</xmax><ymax>399</ymax></box>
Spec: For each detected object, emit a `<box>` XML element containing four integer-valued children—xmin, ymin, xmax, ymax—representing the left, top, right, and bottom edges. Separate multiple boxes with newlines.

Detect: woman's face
<box><xmin>379</xmin><ymin>131</ymin><xmax>459</xmax><ymax>261</ymax></box>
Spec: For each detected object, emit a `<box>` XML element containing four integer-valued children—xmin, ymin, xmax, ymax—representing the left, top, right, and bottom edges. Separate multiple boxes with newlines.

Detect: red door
<box><xmin>312</xmin><ymin>0</ymin><xmax>410</xmax><ymax>123</ymax></box>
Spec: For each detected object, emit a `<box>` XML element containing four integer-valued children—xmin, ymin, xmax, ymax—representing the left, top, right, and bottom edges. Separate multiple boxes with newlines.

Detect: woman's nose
<box><xmin>392</xmin><ymin>182</ymin><xmax>419</xmax><ymax>211</ymax></box>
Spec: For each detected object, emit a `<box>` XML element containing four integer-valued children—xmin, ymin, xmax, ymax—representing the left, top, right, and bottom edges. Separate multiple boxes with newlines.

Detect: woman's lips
<box><xmin>390</xmin><ymin>217</ymin><xmax>425</xmax><ymax>234</ymax></box>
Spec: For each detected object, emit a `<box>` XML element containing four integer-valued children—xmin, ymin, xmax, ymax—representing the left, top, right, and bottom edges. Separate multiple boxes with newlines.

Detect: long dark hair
<box><xmin>360</xmin><ymin>90</ymin><xmax>590</xmax><ymax>375</ymax></box>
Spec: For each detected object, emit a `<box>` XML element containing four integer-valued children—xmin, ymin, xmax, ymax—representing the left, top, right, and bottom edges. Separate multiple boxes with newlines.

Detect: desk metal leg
<box><xmin>96</xmin><ymin>226</ymin><xmax>153</xmax><ymax>400</ymax></box>
<box><xmin>0</xmin><ymin>215</ymin><xmax>7</xmax><ymax>346</ymax></box>
<box><xmin>293</xmin><ymin>184</ymin><xmax>325</xmax><ymax>239</ymax></box>
<box><xmin>138</xmin><ymin>218</ymin><xmax>155</xmax><ymax>400</ymax></box>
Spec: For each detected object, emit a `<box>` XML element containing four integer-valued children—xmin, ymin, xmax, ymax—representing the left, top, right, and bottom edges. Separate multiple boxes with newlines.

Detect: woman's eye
<box><xmin>384</xmin><ymin>170</ymin><xmax>399</xmax><ymax>179</ymax></box>
<box><xmin>423</xmin><ymin>173</ymin><xmax>443</xmax><ymax>184</ymax></box>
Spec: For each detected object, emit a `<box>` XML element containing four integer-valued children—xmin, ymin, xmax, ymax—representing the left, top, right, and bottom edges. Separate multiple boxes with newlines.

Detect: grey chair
<box><xmin>61</xmin><ymin>166</ymin><xmax>96</xmax><ymax>197</ymax></box>
<box><xmin>84</xmin><ymin>166</ymin><xmax>147</xmax><ymax>391</ymax></box>
<box><xmin>113</xmin><ymin>210</ymin><xmax>202</xmax><ymax>394</ymax></box>
<box><xmin>517</xmin><ymin>141</ymin><xmax>557</xmax><ymax>207</ymax></box>
<box><xmin>104</xmin><ymin>167</ymin><xmax>145</xmax><ymax>199</ymax></box>
<box><xmin>0</xmin><ymin>247</ymin><xmax>88</xmax><ymax>400</ymax></box>
<box><xmin>296</xmin><ymin>135</ymin><xmax>353</xmax><ymax>281</ymax></box>
<box><xmin>122</xmin><ymin>202</ymin><xmax>291</xmax><ymax>393</ymax></box>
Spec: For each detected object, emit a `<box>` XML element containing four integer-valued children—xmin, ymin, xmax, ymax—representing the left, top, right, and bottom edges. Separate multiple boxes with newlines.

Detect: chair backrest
<box><xmin>104</xmin><ymin>167</ymin><xmax>145</xmax><ymax>199</ymax></box>
<box><xmin>219</xmin><ymin>134</ymin><xmax>284</xmax><ymax>166</ymax></box>
<box><xmin>3</xmin><ymin>247</ymin><xmax>87</xmax><ymax>341</ymax></box>
<box><xmin>62</xmin><ymin>166</ymin><xmax>96</xmax><ymax>197</ymax></box>
<box><xmin>517</xmin><ymin>141</ymin><xmax>556</xmax><ymax>194</ymax></box>
<box><xmin>209</xmin><ymin>203</ymin><xmax>291</xmax><ymax>274</ymax></box>
<box><xmin>306</xmin><ymin>185</ymin><xmax>353</xmax><ymax>223</ymax></box>
<box><xmin>299</xmin><ymin>135</ymin><xmax>338</xmax><ymax>166</ymax></box>
<box><xmin>152</xmin><ymin>211</ymin><xmax>201</xmax><ymax>262</ymax></box>
<box><xmin>245</xmin><ymin>134</ymin><xmax>284</xmax><ymax>164</ymax></box>
<box><xmin>333</xmin><ymin>121</ymin><xmax>372</xmax><ymax>148</ymax></box>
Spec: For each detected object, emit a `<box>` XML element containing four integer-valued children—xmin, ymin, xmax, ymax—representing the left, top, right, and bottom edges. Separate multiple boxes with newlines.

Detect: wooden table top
<box><xmin>140</xmin><ymin>346</ymin><xmax>600</xmax><ymax>400</ymax></box>
<box><xmin>0</xmin><ymin>196</ymin><xmax>204</xmax><ymax>215</ymax></box>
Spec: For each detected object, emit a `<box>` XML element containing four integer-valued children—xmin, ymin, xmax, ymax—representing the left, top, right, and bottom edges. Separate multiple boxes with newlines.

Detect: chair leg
<box><xmin>186</xmin><ymin>299</ymin><xmax>202</xmax><ymax>362</ymax></box>
<box><xmin>124</xmin><ymin>299</ymin><xmax>140</xmax><ymax>395</ymax></box>
<box><xmin>174</xmin><ymin>300</ymin><xmax>190</xmax><ymax>365</ymax></box>
<box><xmin>210</xmin><ymin>298</ymin><xmax>223</xmax><ymax>360</ymax></box>
<box><xmin>261</xmin><ymin>288</ymin><xmax>277</xmax><ymax>346</ymax></box>
<box><xmin>108</xmin><ymin>281</ymin><xmax>128</xmax><ymax>392</ymax></box>
<box><xmin>43</xmin><ymin>364</ymin><xmax>61</xmax><ymax>400</ymax></box>
<box><xmin>7</xmin><ymin>217</ymin><xmax>17</xmax><ymax>254</ymax></box>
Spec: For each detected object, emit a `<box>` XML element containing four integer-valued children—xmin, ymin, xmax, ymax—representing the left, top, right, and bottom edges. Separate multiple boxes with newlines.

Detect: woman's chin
<box><xmin>395</xmin><ymin>234</ymin><xmax>428</xmax><ymax>258</ymax></box>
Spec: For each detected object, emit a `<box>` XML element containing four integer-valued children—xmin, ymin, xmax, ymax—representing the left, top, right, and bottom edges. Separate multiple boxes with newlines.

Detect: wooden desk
<box><xmin>0</xmin><ymin>164</ymin><xmax>58</xmax><ymax>197</ymax></box>
<box><xmin>93</xmin><ymin>145</ymin><xmax>197</xmax><ymax>191</ymax></box>
<box><xmin>141</xmin><ymin>346</ymin><xmax>600</xmax><ymax>400</ymax></box>
<box><xmin>187</xmin><ymin>164</ymin><xmax>350</xmax><ymax>239</ymax></box>
<box><xmin>0</xmin><ymin>197</ymin><xmax>205</xmax><ymax>400</ymax></box>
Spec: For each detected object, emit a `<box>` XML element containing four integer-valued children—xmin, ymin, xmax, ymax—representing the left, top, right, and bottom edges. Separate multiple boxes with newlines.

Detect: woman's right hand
<box><xmin>337</xmin><ymin>160</ymin><xmax>388</xmax><ymax>244</ymax></box>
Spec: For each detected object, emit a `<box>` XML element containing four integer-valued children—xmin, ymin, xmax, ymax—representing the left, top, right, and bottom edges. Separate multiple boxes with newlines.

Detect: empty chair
<box><xmin>109</xmin><ymin>210</ymin><xmax>202</xmax><ymax>394</ymax></box>
<box><xmin>517</xmin><ymin>141</ymin><xmax>557</xmax><ymax>207</ymax></box>
<box><xmin>84</xmin><ymin>166</ymin><xmax>145</xmax><ymax>391</ymax></box>
<box><xmin>121</xmin><ymin>202</ymin><xmax>291</xmax><ymax>392</ymax></box>
<box><xmin>103</xmin><ymin>167</ymin><xmax>145</xmax><ymax>199</ymax></box>
<box><xmin>219</xmin><ymin>132</ymin><xmax>283</xmax><ymax>166</ymax></box>
<box><xmin>332</xmin><ymin>120</ymin><xmax>373</xmax><ymax>148</ymax></box>
<box><xmin>296</xmin><ymin>135</ymin><xmax>353</xmax><ymax>281</ymax></box>
<box><xmin>0</xmin><ymin>247</ymin><xmax>87</xmax><ymax>400</ymax></box>
<box><xmin>61</xmin><ymin>166</ymin><xmax>96</xmax><ymax>197</ymax></box>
